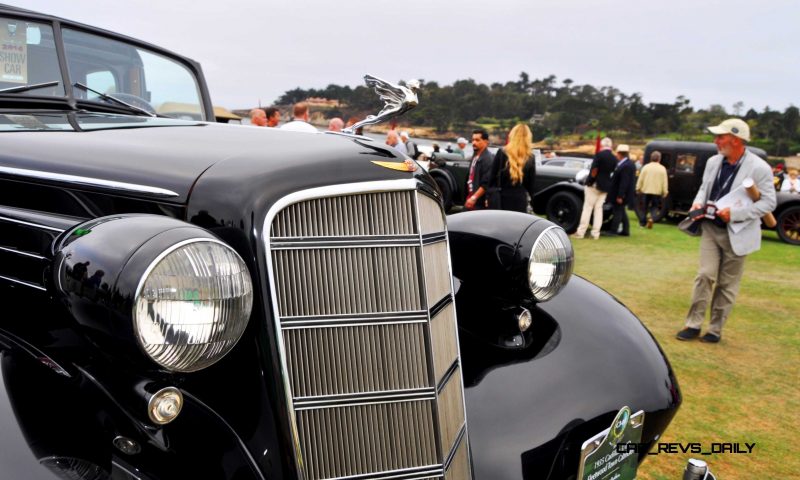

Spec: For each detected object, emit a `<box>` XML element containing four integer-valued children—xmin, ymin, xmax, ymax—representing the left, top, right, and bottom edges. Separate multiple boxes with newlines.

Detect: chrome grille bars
<box><xmin>264</xmin><ymin>180</ymin><xmax>471</xmax><ymax>480</ymax></box>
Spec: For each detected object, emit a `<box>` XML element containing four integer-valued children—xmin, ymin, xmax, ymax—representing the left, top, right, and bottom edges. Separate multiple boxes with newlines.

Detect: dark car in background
<box><xmin>641</xmin><ymin>140</ymin><xmax>767</xmax><ymax>219</ymax></box>
<box><xmin>0</xmin><ymin>5</ymin><xmax>681</xmax><ymax>479</ymax></box>
<box><xmin>642</xmin><ymin>140</ymin><xmax>799</xmax><ymax>245</ymax></box>
<box><xmin>429</xmin><ymin>153</ymin><xmax>589</xmax><ymax>231</ymax></box>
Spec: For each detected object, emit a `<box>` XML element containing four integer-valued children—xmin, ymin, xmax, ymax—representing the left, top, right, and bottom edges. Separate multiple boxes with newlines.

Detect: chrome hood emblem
<box><xmin>342</xmin><ymin>75</ymin><xmax>419</xmax><ymax>134</ymax></box>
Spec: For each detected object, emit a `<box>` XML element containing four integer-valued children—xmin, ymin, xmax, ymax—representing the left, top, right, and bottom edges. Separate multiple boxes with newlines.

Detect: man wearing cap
<box><xmin>605</xmin><ymin>144</ymin><xmax>636</xmax><ymax>236</ymax></box>
<box><xmin>677</xmin><ymin>118</ymin><xmax>776</xmax><ymax>343</ymax></box>
<box><xmin>452</xmin><ymin>137</ymin><xmax>468</xmax><ymax>158</ymax></box>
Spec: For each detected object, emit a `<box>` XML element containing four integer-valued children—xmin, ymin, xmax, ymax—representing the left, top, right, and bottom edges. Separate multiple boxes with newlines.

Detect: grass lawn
<box><xmin>570</xmin><ymin>212</ymin><xmax>799</xmax><ymax>479</ymax></box>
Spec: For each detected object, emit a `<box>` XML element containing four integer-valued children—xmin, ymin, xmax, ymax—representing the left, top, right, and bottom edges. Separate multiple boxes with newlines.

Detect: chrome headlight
<box><xmin>134</xmin><ymin>239</ymin><xmax>253</xmax><ymax>372</ymax></box>
<box><xmin>528</xmin><ymin>226</ymin><xmax>574</xmax><ymax>301</ymax></box>
<box><xmin>55</xmin><ymin>215</ymin><xmax>255</xmax><ymax>373</ymax></box>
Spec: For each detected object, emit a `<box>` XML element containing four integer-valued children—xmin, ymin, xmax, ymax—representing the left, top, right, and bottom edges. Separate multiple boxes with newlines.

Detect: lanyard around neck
<box><xmin>713</xmin><ymin>152</ymin><xmax>745</xmax><ymax>199</ymax></box>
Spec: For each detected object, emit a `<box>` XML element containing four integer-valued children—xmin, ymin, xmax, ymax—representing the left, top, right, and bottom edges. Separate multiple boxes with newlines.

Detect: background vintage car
<box><xmin>428</xmin><ymin>153</ymin><xmax>590</xmax><ymax>232</ymax></box>
<box><xmin>642</xmin><ymin>140</ymin><xmax>799</xmax><ymax>245</ymax></box>
<box><xmin>0</xmin><ymin>5</ymin><xmax>680</xmax><ymax>479</ymax></box>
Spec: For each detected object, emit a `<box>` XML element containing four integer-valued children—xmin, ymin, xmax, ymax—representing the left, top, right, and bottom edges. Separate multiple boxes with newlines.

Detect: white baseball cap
<box><xmin>707</xmin><ymin>118</ymin><xmax>750</xmax><ymax>142</ymax></box>
<box><xmin>616</xmin><ymin>144</ymin><xmax>630</xmax><ymax>153</ymax></box>
<box><xmin>400</xmin><ymin>131</ymin><xmax>410</xmax><ymax>139</ymax></box>
<box><xmin>456</xmin><ymin>137</ymin><xmax>467</xmax><ymax>145</ymax></box>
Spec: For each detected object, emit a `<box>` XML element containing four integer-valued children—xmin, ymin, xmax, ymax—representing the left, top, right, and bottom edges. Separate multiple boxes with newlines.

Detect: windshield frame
<box><xmin>0</xmin><ymin>6</ymin><xmax>213</xmax><ymax>121</ymax></box>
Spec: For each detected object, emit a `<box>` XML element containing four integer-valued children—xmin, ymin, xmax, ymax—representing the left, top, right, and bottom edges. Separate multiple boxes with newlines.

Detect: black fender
<box><xmin>459</xmin><ymin>276</ymin><xmax>680</xmax><ymax>479</ymax></box>
<box><xmin>0</xmin><ymin>325</ymin><xmax>275</xmax><ymax>479</ymax></box>
<box><xmin>446</xmin><ymin>210</ymin><xmax>680</xmax><ymax>479</ymax></box>
<box><xmin>532</xmin><ymin>181</ymin><xmax>584</xmax><ymax>214</ymax></box>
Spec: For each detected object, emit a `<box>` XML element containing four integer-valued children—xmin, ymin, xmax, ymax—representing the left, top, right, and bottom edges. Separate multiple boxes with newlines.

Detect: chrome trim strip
<box><xmin>0</xmin><ymin>166</ymin><xmax>181</xmax><ymax>198</ymax></box>
<box><xmin>0</xmin><ymin>246</ymin><xmax>47</xmax><ymax>260</ymax></box>
<box><xmin>421</xmin><ymin>232</ymin><xmax>448</xmax><ymax>244</ymax></box>
<box><xmin>270</xmin><ymin>238</ymin><xmax>420</xmax><ymax>250</ymax></box>
<box><xmin>325</xmin><ymin>465</ymin><xmax>443</xmax><ymax>480</ymax></box>
<box><xmin>294</xmin><ymin>389</ymin><xmax>436</xmax><ymax>410</ymax></box>
<box><xmin>429</xmin><ymin>296</ymin><xmax>453</xmax><ymax>318</ymax></box>
<box><xmin>272</xmin><ymin>233</ymin><xmax>419</xmax><ymax>242</ymax></box>
<box><xmin>0</xmin><ymin>215</ymin><xmax>65</xmax><ymax>232</ymax></box>
<box><xmin>0</xmin><ymin>274</ymin><xmax>46</xmax><ymax>291</ymax></box>
<box><xmin>263</xmin><ymin>179</ymin><xmax>419</xmax><ymax>479</ymax></box>
<box><xmin>280</xmin><ymin>311</ymin><xmax>428</xmax><ymax>327</ymax></box>
<box><xmin>443</xmin><ymin>426</ymin><xmax>467</xmax><ymax>471</ymax></box>
<box><xmin>436</xmin><ymin>362</ymin><xmax>460</xmax><ymax>394</ymax></box>
<box><xmin>413</xmin><ymin>190</ymin><xmax>445</xmax><ymax>464</ymax></box>
<box><xmin>282</xmin><ymin>319</ymin><xmax>428</xmax><ymax>330</ymax></box>
<box><xmin>425</xmin><ymin>189</ymin><xmax>473</xmax><ymax>479</ymax></box>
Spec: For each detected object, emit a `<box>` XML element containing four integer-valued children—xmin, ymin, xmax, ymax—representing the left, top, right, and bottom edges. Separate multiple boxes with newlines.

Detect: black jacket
<box><xmin>468</xmin><ymin>148</ymin><xmax>494</xmax><ymax>209</ymax></box>
<box><xmin>586</xmin><ymin>149</ymin><xmax>616</xmax><ymax>192</ymax></box>
<box><xmin>608</xmin><ymin>158</ymin><xmax>636</xmax><ymax>206</ymax></box>
<box><xmin>489</xmin><ymin>148</ymin><xmax>536</xmax><ymax>212</ymax></box>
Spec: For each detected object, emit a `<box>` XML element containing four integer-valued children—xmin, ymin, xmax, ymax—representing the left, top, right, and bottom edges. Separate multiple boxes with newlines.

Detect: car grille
<box><xmin>267</xmin><ymin>184</ymin><xmax>471</xmax><ymax>480</ymax></box>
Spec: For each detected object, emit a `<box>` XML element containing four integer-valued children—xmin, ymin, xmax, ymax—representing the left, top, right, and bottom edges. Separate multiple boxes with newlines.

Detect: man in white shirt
<box><xmin>279</xmin><ymin>102</ymin><xmax>317</xmax><ymax>132</ymax></box>
<box><xmin>386</xmin><ymin>130</ymin><xmax>404</xmax><ymax>153</ymax></box>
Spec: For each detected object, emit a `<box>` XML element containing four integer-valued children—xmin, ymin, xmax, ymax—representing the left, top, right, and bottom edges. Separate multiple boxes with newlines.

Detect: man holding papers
<box><xmin>676</xmin><ymin>118</ymin><xmax>776</xmax><ymax>344</ymax></box>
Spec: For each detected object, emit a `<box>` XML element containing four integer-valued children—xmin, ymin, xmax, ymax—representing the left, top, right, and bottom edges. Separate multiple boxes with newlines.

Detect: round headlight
<box><xmin>134</xmin><ymin>239</ymin><xmax>253</xmax><ymax>372</ymax></box>
<box><xmin>528</xmin><ymin>226</ymin><xmax>574</xmax><ymax>301</ymax></box>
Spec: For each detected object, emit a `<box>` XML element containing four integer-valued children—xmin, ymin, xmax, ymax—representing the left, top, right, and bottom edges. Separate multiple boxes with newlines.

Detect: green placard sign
<box><xmin>578</xmin><ymin>407</ymin><xmax>645</xmax><ymax>480</ymax></box>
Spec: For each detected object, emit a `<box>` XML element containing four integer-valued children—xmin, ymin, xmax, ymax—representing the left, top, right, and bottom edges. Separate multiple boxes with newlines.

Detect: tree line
<box><xmin>276</xmin><ymin>73</ymin><xmax>800</xmax><ymax>155</ymax></box>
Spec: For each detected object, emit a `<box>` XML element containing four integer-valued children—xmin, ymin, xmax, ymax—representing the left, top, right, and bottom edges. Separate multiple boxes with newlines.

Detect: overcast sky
<box><xmin>8</xmin><ymin>0</ymin><xmax>799</xmax><ymax>113</ymax></box>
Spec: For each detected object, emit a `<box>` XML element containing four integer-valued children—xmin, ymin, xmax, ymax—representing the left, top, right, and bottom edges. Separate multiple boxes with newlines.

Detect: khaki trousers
<box><xmin>575</xmin><ymin>186</ymin><xmax>607</xmax><ymax>239</ymax></box>
<box><xmin>685</xmin><ymin>222</ymin><xmax>747</xmax><ymax>336</ymax></box>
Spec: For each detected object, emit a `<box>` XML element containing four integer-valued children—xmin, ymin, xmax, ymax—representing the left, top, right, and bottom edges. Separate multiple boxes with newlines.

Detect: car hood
<box><xmin>0</xmin><ymin>112</ymin><xmax>404</xmax><ymax>204</ymax></box>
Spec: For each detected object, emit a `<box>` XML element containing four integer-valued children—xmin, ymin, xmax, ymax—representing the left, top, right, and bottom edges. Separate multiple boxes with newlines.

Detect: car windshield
<box><xmin>62</xmin><ymin>28</ymin><xmax>204</xmax><ymax>119</ymax></box>
<box><xmin>0</xmin><ymin>15</ymin><xmax>205</xmax><ymax>120</ymax></box>
<box><xmin>0</xmin><ymin>17</ymin><xmax>64</xmax><ymax>96</ymax></box>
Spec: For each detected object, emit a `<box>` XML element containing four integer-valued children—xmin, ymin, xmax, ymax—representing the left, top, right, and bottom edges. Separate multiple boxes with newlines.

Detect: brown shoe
<box><xmin>646</xmin><ymin>219</ymin><xmax>653</xmax><ymax>229</ymax></box>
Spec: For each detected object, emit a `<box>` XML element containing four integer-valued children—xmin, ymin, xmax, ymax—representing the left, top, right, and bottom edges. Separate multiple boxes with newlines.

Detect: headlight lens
<box><xmin>134</xmin><ymin>239</ymin><xmax>253</xmax><ymax>372</ymax></box>
<box><xmin>528</xmin><ymin>226</ymin><xmax>574</xmax><ymax>301</ymax></box>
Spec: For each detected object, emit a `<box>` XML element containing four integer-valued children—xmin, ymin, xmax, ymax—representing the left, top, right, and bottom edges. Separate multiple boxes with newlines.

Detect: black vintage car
<box><xmin>642</xmin><ymin>140</ymin><xmax>800</xmax><ymax>244</ymax></box>
<box><xmin>429</xmin><ymin>153</ymin><xmax>588</xmax><ymax>232</ymax></box>
<box><xmin>0</xmin><ymin>5</ymin><xmax>680</xmax><ymax>480</ymax></box>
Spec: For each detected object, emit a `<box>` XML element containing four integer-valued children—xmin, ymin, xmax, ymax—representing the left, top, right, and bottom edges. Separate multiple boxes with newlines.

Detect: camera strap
<box><xmin>710</xmin><ymin>153</ymin><xmax>745</xmax><ymax>201</ymax></box>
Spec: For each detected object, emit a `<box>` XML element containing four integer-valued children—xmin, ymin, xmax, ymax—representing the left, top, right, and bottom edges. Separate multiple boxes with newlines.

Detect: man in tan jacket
<box><xmin>636</xmin><ymin>150</ymin><xmax>669</xmax><ymax>228</ymax></box>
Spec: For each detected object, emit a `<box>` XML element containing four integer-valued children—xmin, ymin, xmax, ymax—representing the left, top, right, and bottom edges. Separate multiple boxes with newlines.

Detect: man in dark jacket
<box><xmin>606</xmin><ymin>144</ymin><xmax>636</xmax><ymax>236</ymax></box>
<box><xmin>574</xmin><ymin>137</ymin><xmax>617</xmax><ymax>239</ymax></box>
<box><xmin>465</xmin><ymin>129</ymin><xmax>493</xmax><ymax>210</ymax></box>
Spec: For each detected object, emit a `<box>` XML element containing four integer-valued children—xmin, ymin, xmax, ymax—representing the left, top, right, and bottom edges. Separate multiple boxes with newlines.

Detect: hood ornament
<box><xmin>342</xmin><ymin>75</ymin><xmax>419</xmax><ymax>134</ymax></box>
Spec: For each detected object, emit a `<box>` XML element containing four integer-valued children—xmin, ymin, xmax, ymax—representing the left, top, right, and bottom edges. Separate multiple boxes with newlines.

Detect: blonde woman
<box><xmin>488</xmin><ymin>123</ymin><xmax>537</xmax><ymax>212</ymax></box>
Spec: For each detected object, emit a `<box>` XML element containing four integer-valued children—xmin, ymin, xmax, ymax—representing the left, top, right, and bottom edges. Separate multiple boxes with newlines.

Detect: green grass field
<box><xmin>570</xmin><ymin>212</ymin><xmax>799</xmax><ymax>479</ymax></box>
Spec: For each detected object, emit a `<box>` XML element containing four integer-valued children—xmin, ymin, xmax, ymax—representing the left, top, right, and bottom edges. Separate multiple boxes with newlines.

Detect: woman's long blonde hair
<box><xmin>505</xmin><ymin>123</ymin><xmax>533</xmax><ymax>185</ymax></box>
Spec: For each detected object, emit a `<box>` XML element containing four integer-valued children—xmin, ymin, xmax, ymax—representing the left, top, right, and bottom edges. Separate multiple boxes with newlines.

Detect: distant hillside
<box><xmin>275</xmin><ymin>73</ymin><xmax>800</xmax><ymax>156</ymax></box>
